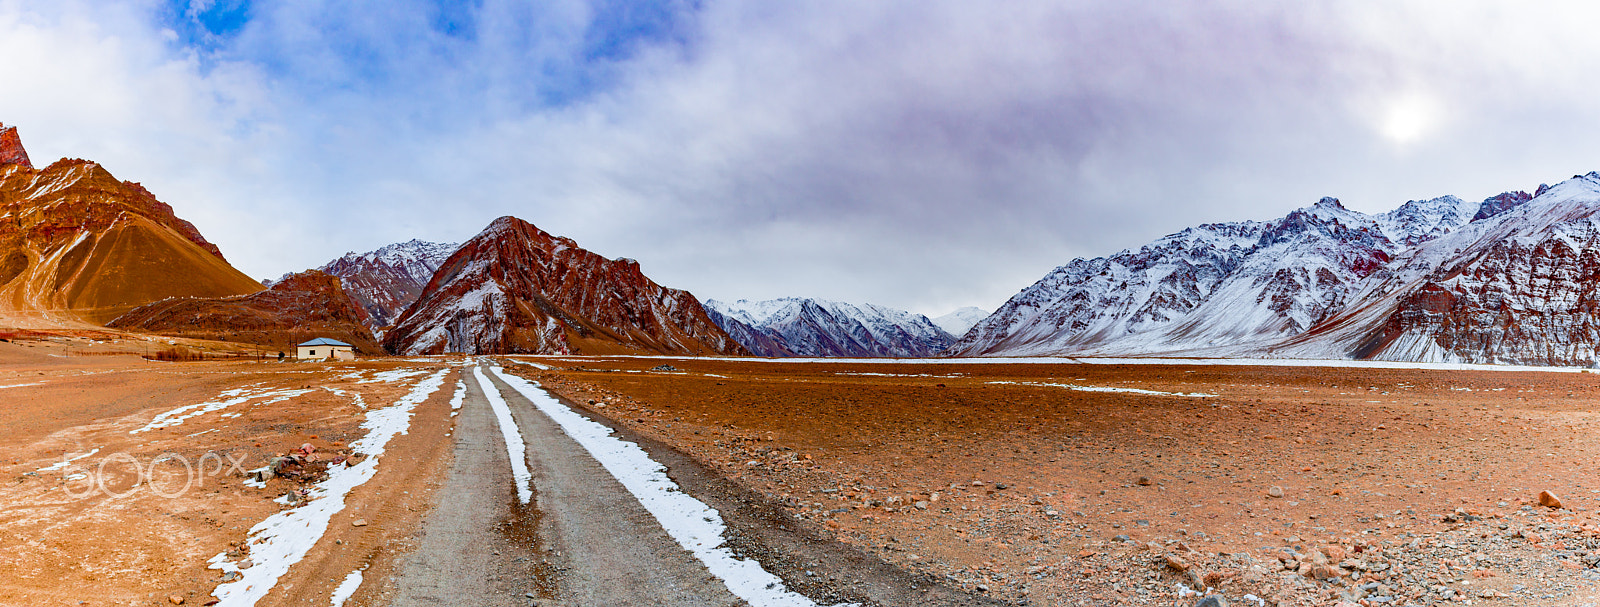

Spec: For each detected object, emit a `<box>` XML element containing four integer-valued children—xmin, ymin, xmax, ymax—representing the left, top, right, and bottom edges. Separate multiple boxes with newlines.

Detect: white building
<box><xmin>297</xmin><ymin>337</ymin><xmax>355</xmax><ymax>361</ymax></box>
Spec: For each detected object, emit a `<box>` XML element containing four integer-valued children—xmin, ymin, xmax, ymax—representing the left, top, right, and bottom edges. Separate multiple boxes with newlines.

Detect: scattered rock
<box><xmin>1164</xmin><ymin>553</ymin><xmax>1191</xmax><ymax>572</ymax></box>
<box><xmin>1539</xmin><ymin>490</ymin><xmax>1563</xmax><ymax>509</ymax></box>
<box><xmin>168</xmin><ymin>596</ymin><xmax>184</xmax><ymax>605</ymax></box>
<box><xmin>1136</xmin><ymin>476</ymin><xmax>1153</xmax><ymax>486</ymax></box>
<box><xmin>237</xmin><ymin>559</ymin><xmax>253</xmax><ymax>570</ymax></box>
<box><xmin>219</xmin><ymin>571</ymin><xmax>241</xmax><ymax>583</ymax></box>
<box><xmin>351</xmin><ymin>518</ymin><xmax>368</xmax><ymax>527</ymax></box>
<box><xmin>1193</xmin><ymin>595</ymin><xmax>1225</xmax><ymax>607</ymax></box>
<box><xmin>1267</xmin><ymin>486</ymin><xmax>1284</xmax><ymax>498</ymax></box>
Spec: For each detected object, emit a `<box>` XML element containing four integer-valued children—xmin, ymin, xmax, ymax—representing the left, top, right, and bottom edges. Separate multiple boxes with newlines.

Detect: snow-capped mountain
<box><xmin>705</xmin><ymin>298</ymin><xmax>956</xmax><ymax>357</ymax></box>
<box><xmin>317</xmin><ymin>239</ymin><xmax>457</xmax><ymax>331</ymax></box>
<box><xmin>950</xmin><ymin>176</ymin><xmax>1600</xmax><ymax>364</ymax></box>
<box><xmin>931</xmin><ymin>307</ymin><xmax>990</xmax><ymax>337</ymax></box>
<box><xmin>383</xmin><ymin>216</ymin><xmax>745</xmax><ymax>356</ymax></box>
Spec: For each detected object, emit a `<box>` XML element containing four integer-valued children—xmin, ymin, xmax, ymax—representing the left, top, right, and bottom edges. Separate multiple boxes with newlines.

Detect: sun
<box><xmin>1378</xmin><ymin>93</ymin><xmax>1439</xmax><ymax>145</ymax></box>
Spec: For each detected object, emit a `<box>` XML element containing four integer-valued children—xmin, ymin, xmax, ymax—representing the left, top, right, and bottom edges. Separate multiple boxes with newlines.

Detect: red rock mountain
<box><xmin>0</xmin><ymin>123</ymin><xmax>30</xmax><ymax>169</ymax></box>
<box><xmin>0</xmin><ymin>127</ymin><xmax>263</xmax><ymax>326</ymax></box>
<box><xmin>383</xmin><ymin>216</ymin><xmax>747</xmax><ymax>355</ymax></box>
<box><xmin>108</xmin><ymin>270</ymin><xmax>380</xmax><ymax>353</ymax></box>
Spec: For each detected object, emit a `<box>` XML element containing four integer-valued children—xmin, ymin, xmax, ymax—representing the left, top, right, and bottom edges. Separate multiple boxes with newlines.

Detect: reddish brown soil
<box><xmin>518</xmin><ymin>357</ymin><xmax>1600</xmax><ymax>606</ymax></box>
<box><xmin>0</xmin><ymin>335</ymin><xmax>456</xmax><ymax>606</ymax></box>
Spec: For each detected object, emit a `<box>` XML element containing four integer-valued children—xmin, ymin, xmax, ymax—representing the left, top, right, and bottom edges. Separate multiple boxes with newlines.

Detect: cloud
<box><xmin>8</xmin><ymin>1</ymin><xmax>1600</xmax><ymax>315</ymax></box>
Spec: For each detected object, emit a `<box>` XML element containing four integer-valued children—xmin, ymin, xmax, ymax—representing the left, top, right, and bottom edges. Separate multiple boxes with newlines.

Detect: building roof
<box><xmin>298</xmin><ymin>338</ymin><xmax>353</xmax><ymax>347</ymax></box>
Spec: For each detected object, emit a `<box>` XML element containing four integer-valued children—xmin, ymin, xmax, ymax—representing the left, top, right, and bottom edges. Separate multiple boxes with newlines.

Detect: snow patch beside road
<box><xmin>488</xmin><ymin>365</ymin><xmax>855</xmax><ymax>607</ymax></box>
<box><xmin>208</xmin><ymin>369</ymin><xmax>447</xmax><ymax>607</ymax></box>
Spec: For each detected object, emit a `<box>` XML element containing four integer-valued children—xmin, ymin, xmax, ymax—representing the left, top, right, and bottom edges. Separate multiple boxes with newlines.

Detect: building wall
<box><xmin>297</xmin><ymin>345</ymin><xmax>355</xmax><ymax>360</ymax></box>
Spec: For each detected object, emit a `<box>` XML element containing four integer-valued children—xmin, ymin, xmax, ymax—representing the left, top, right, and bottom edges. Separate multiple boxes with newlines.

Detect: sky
<box><xmin>5</xmin><ymin>1</ymin><xmax>1600</xmax><ymax>317</ymax></box>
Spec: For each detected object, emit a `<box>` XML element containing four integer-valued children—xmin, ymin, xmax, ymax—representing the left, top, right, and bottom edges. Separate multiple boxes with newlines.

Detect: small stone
<box><xmin>219</xmin><ymin>570</ymin><xmax>242</xmax><ymax>582</ymax></box>
<box><xmin>1136</xmin><ymin>476</ymin><xmax>1153</xmax><ymax>486</ymax></box>
<box><xmin>351</xmin><ymin>519</ymin><xmax>368</xmax><ymax>527</ymax></box>
<box><xmin>1112</xmin><ymin>534</ymin><xmax>1131</xmax><ymax>542</ymax></box>
<box><xmin>237</xmin><ymin>559</ymin><xmax>253</xmax><ymax>570</ymax></box>
<box><xmin>976</xmin><ymin>584</ymin><xmax>989</xmax><ymax>592</ymax></box>
<box><xmin>169</xmin><ymin>596</ymin><xmax>185</xmax><ymax>605</ymax></box>
<box><xmin>1193</xmin><ymin>595</ymin><xmax>1226</xmax><ymax>607</ymax></box>
<box><xmin>995</xmin><ymin>483</ymin><xmax>1008</xmax><ymax>490</ymax></box>
<box><xmin>1539</xmin><ymin>490</ymin><xmax>1564</xmax><ymax>509</ymax></box>
<box><xmin>1267</xmin><ymin>486</ymin><xmax>1285</xmax><ymax>498</ymax></box>
<box><xmin>914</xmin><ymin>501</ymin><xmax>928</xmax><ymax>510</ymax></box>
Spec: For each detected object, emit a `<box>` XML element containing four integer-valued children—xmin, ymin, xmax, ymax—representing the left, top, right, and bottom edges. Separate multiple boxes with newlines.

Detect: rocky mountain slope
<box><xmin>315</xmin><ymin>239</ymin><xmax>457</xmax><ymax>332</ymax></box>
<box><xmin>0</xmin><ymin>123</ymin><xmax>30</xmax><ymax>169</ymax></box>
<box><xmin>383</xmin><ymin>216</ymin><xmax>746</xmax><ymax>355</ymax></box>
<box><xmin>704</xmin><ymin>298</ymin><xmax>956</xmax><ymax>357</ymax></box>
<box><xmin>952</xmin><ymin>174</ymin><xmax>1600</xmax><ymax>365</ymax></box>
<box><xmin>108</xmin><ymin>270</ymin><xmax>380</xmax><ymax>353</ymax></box>
<box><xmin>0</xmin><ymin>126</ymin><xmax>264</xmax><ymax>326</ymax></box>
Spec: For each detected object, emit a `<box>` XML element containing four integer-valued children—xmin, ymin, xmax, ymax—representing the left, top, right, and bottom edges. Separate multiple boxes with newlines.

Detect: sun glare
<box><xmin>1378</xmin><ymin>93</ymin><xmax>1438</xmax><ymax>145</ymax></box>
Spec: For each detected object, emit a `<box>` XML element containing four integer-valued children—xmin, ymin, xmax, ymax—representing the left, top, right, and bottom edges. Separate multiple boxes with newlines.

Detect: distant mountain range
<box><xmin>954</xmin><ymin>174</ymin><xmax>1600</xmax><ymax>366</ymax></box>
<box><xmin>704</xmin><ymin>298</ymin><xmax>957</xmax><ymax>357</ymax></box>
<box><xmin>20</xmin><ymin>117</ymin><xmax>1600</xmax><ymax>366</ymax></box>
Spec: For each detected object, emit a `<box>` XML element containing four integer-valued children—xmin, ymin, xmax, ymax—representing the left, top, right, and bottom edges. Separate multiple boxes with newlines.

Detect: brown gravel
<box><xmin>514</xmin><ymin>356</ymin><xmax>1600</xmax><ymax>607</ymax></box>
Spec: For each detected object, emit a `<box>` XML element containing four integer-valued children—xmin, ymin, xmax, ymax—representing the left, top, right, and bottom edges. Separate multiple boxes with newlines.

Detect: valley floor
<box><xmin>3</xmin><ymin>336</ymin><xmax>1600</xmax><ymax>607</ymax></box>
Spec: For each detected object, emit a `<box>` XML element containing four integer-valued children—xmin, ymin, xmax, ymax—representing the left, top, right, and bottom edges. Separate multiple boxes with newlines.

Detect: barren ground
<box><xmin>6</xmin><ymin>335</ymin><xmax>1600</xmax><ymax>607</ymax></box>
<box><xmin>511</xmin><ymin>356</ymin><xmax>1600</xmax><ymax>607</ymax></box>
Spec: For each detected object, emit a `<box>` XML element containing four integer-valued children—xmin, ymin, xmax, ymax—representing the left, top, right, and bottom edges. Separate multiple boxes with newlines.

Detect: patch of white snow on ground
<box><xmin>207</xmin><ymin>369</ymin><xmax>447</xmax><ymax>607</ymax></box>
<box><xmin>472</xmin><ymin>366</ymin><xmax>533</xmax><ymax>504</ymax></box>
<box><xmin>507</xmin><ymin>358</ymin><xmax>552</xmax><ymax>370</ymax></box>
<box><xmin>488</xmin><ymin>365</ymin><xmax>855</xmax><ymax>607</ymax></box>
<box><xmin>987</xmin><ymin>381</ymin><xmax>1217</xmax><ymax>398</ymax></box>
<box><xmin>449</xmin><ymin>377</ymin><xmax>467</xmax><ymax>417</ymax></box>
<box><xmin>133</xmin><ymin>389</ymin><xmax>312</xmax><ymax>434</ymax></box>
<box><xmin>37</xmin><ymin>448</ymin><xmax>100</xmax><ymax>472</ymax></box>
<box><xmin>0</xmin><ymin>382</ymin><xmax>44</xmax><ymax>389</ymax></box>
<box><xmin>323</xmin><ymin>386</ymin><xmax>367</xmax><ymax>409</ymax></box>
<box><xmin>329</xmin><ymin>570</ymin><xmax>362</xmax><ymax>607</ymax></box>
<box><xmin>358</xmin><ymin>369</ymin><xmax>429</xmax><ymax>384</ymax></box>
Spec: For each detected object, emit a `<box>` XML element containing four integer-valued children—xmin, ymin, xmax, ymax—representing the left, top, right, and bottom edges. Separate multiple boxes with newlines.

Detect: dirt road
<box><xmin>388</xmin><ymin>363</ymin><xmax>999</xmax><ymax>607</ymax></box>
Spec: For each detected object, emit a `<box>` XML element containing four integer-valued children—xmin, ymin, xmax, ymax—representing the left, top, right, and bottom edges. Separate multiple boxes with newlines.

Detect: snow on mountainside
<box><xmin>706</xmin><ymin>298</ymin><xmax>956</xmax><ymax>357</ymax></box>
<box><xmin>383</xmin><ymin>216</ymin><xmax>745</xmax><ymax>356</ymax></box>
<box><xmin>317</xmin><ymin>239</ymin><xmax>457</xmax><ymax>331</ymax></box>
<box><xmin>952</xmin><ymin>184</ymin><xmax>1559</xmax><ymax>362</ymax></box>
<box><xmin>931</xmin><ymin>307</ymin><xmax>990</xmax><ymax>337</ymax></box>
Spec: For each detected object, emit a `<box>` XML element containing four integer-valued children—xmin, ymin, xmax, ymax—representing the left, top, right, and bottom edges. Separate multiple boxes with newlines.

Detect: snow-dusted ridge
<box><xmin>706</xmin><ymin>297</ymin><xmax>955</xmax><ymax>357</ymax></box>
<box><xmin>951</xmin><ymin>173</ymin><xmax>1600</xmax><ymax>366</ymax></box>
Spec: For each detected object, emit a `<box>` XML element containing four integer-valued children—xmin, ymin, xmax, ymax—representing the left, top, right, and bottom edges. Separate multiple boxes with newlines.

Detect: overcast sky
<box><xmin>5</xmin><ymin>1</ymin><xmax>1600</xmax><ymax>316</ymax></box>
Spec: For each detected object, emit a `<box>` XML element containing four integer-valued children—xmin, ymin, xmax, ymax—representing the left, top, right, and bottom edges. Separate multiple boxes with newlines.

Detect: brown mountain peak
<box><xmin>383</xmin><ymin>216</ymin><xmax>747</xmax><ymax>356</ymax></box>
<box><xmin>0</xmin><ymin>122</ymin><xmax>32</xmax><ymax>169</ymax></box>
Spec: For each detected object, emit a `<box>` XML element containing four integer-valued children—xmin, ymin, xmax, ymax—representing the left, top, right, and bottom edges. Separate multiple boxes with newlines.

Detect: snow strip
<box><xmin>323</xmin><ymin>386</ymin><xmax>367</xmax><ymax>409</ymax></box>
<box><xmin>472</xmin><ymin>366</ymin><xmax>533</xmax><ymax>504</ymax></box>
<box><xmin>329</xmin><ymin>570</ymin><xmax>362</xmax><ymax>607</ymax></box>
<box><xmin>208</xmin><ymin>369</ymin><xmax>447</xmax><ymax>606</ymax></box>
<box><xmin>37</xmin><ymin>448</ymin><xmax>100</xmax><ymax>473</ymax></box>
<box><xmin>133</xmin><ymin>389</ymin><xmax>311</xmax><ymax>434</ymax></box>
<box><xmin>488</xmin><ymin>365</ymin><xmax>854</xmax><ymax>607</ymax></box>
<box><xmin>988</xmin><ymin>381</ymin><xmax>1216</xmax><ymax>398</ymax></box>
<box><xmin>357</xmin><ymin>369</ymin><xmax>429</xmax><ymax>384</ymax></box>
<box><xmin>507</xmin><ymin>359</ymin><xmax>552</xmax><ymax>370</ymax></box>
<box><xmin>449</xmin><ymin>378</ymin><xmax>467</xmax><ymax>410</ymax></box>
<box><xmin>0</xmin><ymin>382</ymin><xmax>44</xmax><ymax>389</ymax></box>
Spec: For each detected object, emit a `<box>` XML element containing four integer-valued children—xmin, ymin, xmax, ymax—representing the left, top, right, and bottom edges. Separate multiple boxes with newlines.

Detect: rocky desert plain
<box><xmin>5</xmin><ymin>328</ymin><xmax>1600</xmax><ymax>606</ymax></box>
